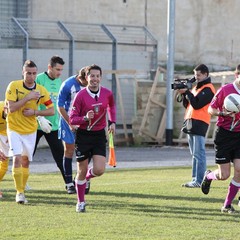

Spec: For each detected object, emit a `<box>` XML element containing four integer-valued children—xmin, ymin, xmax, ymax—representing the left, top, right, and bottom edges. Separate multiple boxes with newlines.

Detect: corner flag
<box><xmin>108</xmin><ymin>132</ymin><xmax>116</xmax><ymax>167</ymax></box>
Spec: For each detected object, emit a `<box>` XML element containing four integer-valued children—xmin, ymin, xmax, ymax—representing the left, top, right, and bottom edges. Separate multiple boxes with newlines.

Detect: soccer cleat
<box><xmin>85</xmin><ymin>180</ymin><xmax>91</xmax><ymax>194</ymax></box>
<box><xmin>76</xmin><ymin>202</ymin><xmax>86</xmax><ymax>213</ymax></box>
<box><xmin>182</xmin><ymin>181</ymin><xmax>200</xmax><ymax>188</ymax></box>
<box><xmin>66</xmin><ymin>184</ymin><xmax>76</xmax><ymax>194</ymax></box>
<box><xmin>221</xmin><ymin>205</ymin><xmax>236</xmax><ymax>214</ymax></box>
<box><xmin>201</xmin><ymin>170</ymin><xmax>212</xmax><ymax>195</ymax></box>
<box><xmin>238</xmin><ymin>197</ymin><xmax>240</xmax><ymax>207</ymax></box>
<box><xmin>16</xmin><ymin>193</ymin><xmax>27</xmax><ymax>204</ymax></box>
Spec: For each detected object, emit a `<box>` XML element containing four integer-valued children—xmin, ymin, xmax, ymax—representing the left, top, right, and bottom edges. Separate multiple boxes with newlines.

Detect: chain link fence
<box><xmin>0</xmin><ymin>18</ymin><xmax>158</xmax><ymax>143</ymax></box>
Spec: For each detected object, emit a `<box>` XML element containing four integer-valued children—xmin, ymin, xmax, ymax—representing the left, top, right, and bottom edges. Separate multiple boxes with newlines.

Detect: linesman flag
<box><xmin>108</xmin><ymin>132</ymin><xmax>116</xmax><ymax>167</ymax></box>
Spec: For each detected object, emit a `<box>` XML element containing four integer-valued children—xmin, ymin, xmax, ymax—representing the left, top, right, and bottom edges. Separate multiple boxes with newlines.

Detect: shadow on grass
<box><xmin>0</xmin><ymin>188</ymin><xmax>230</xmax><ymax>206</ymax></box>
<box><xmin>87</xmin><ymin>196</ymin><xmax>239</xmax><ymax>222</ymax></box>
<box><xmin>87</xmin><ymin>191</ymin><xmax>240</xmax><ymax>222</ymax></box>
<box><xmin>2</xmin><ymin>188</ymin><xmax>239</xmax><ymax>222</ymax></box>
<box><xmin>1</xmin><ymin>188</ymin><xmax>76</xmax><ymax>206</ymax></box>
<box><xmin>90</xmin><ymin>200</ymin><xmax>239</xmax><ymax>222</ymax></box>
<box><xmin>91</xmin><ymin>190</ymin><xmax>222</xmax><ymax>204</ymax></box>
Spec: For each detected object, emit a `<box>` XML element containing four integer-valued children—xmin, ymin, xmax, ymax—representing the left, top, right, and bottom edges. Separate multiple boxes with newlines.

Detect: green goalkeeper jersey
<box><xmin>36</xmin><ymin>72</ymin><xmax>62</xmax><ymax>131</ymax></box>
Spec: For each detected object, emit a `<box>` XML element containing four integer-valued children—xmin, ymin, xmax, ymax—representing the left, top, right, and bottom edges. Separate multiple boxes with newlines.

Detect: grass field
<box><xmin>1</xmin><ymin>166</ymin><xmax>239</xmax><ymax>240</ymax></box>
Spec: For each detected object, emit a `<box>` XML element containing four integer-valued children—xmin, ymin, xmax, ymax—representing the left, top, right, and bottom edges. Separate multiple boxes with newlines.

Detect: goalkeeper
<box><xmin>33</xmin><ymin>56</ymin><xmax>69</xmax><ymax>192</ymax></box>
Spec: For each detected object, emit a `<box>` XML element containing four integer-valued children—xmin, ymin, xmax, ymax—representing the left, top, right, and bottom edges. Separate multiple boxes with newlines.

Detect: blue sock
<box><xmin>63</xmin><ymin>157</ymin><xmax>73</xmax><ymax>184</ymax></box>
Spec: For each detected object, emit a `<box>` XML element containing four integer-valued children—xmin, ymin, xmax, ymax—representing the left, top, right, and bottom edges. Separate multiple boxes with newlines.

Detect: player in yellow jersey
<box><xmin>5</xmin><ymin>60</ymin><xmax>54</xmax><ymax>204</ymax></box>
<box><xmin>0</xmin><ymin>101</ymin><xmax>10</xmax><ymax>198</ymax></box>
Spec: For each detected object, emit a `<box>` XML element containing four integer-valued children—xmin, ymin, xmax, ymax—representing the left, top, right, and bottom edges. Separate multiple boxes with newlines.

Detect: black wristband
<box><xmin>83</xmin><ymin>116</ymin><xmax>89</xmax><ymax>122</ymax></box>
<box><xmin>108</xmin><ymin>120</ymin><xmax>116</xmax><ymax>126</ymax></box>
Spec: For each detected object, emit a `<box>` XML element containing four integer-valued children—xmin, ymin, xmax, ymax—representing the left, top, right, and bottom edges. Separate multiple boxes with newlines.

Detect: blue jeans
<box><xmin>187</xmin><ymin>134</ymin><xmax>206</xmax><ymax>184</ymax></box>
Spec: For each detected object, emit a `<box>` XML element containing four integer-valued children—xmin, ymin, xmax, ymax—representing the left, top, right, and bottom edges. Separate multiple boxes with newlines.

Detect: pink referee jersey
<box><xmin>70</xmin><ymin>86</ymin><xmax>116</xmax><ymax>131</ymax></box>
<box><xmin>210</xmin><ymin>83</ymin><xmax>240</xmax><ymax>132</ymax></box>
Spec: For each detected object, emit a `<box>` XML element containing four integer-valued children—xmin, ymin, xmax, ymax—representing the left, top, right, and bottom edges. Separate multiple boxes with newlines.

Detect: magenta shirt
<box><xmin>69</xmin><ymin>86</ymin><xmax>116</xmax><ymax>131</ymax></box>
<box><xmin>210</xmin><ymin>83</ymin><xmax>240</xmax><ymax>132</ymax></box>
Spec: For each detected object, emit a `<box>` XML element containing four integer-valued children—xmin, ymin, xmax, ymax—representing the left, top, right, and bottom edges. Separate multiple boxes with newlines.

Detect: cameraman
<box><xmin>178</xmin><ymin>64</ymin><xmax>215</xmax><ymax>188</ymax></box>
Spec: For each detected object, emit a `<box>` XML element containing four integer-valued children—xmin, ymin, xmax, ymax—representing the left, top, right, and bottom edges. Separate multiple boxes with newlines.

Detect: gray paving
<box><xmin>26</xmin><ymin>145</ymin><xmax>216</xmax><ymax>173</ymax></box>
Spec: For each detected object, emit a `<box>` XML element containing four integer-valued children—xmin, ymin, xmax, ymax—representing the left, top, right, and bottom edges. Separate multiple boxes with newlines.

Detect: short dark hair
<box><xmin>194</xmin><ymin>64</ymin><xmax>209</xmax><ymax>76</ymax></box>
<box><xmin>235</xmin><ymin>64</ymin><xmax>240</xmax><ymax>74</ymax></box>
<box><xmin>85</xmin><ymin>64</ymin><xmax>102</xmax><ymax>76</ymax></box>
<box><xmin>79</xmin><ymin>66</ymin><xmax>86</xmax><ymax>81</ymax></box>
<box><xmin>49</xmin><ymin>55</ymin><xmax>65</xmax><ymax>67</ymax></box>
<box><xmin>23</xmin><ymin>60</ymin><xmax>37</xmax><ymax>69</ymax></box>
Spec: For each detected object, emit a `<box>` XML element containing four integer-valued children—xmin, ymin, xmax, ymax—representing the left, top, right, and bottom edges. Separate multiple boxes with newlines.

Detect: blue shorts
<box><xmin>58</xmin><ymin>119</ymin><xmax>75</xmax><ymax>144</ymax></box>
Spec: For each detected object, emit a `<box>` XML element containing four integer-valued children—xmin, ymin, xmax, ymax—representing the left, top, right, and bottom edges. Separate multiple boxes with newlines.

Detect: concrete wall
<box><xmin>2</xmin><ymin>0</ymin><xmax>240</xmax><ymax>145</ymax></box>
<box><xmin>2</xmin><ymin>0</ymin><xmax>239</xmax><ymax>99</ymax></box>
<box><xmin>132</xmin><ymin>72</ymin><xmax>236</xmax><ymax>145</ymax></box>
<box><xmin>0</xmin><ymin>49</ymin><xmax>147</xmax><ymax>131</ymax></box>
<box><xmin>0</xmin><ymin>48</ymin><xmax>151</xmax><ymax>99</ymax></box>
<box><xmin>28</xmin><ymin>0</ymin><xmax>240</xmax><ymax>69</ymax></box>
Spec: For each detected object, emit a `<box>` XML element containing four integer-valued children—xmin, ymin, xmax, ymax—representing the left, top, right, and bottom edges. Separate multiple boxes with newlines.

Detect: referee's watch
<box><xmin>83</xmin><ymin>116</ymin><xmax>89</xmax><ymax>122</ymax></box>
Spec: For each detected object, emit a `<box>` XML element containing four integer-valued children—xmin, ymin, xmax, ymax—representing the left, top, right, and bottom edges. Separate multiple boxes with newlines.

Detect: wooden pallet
<box><xmin>138</xmin><ymin>67</ymin><xmax>167</xmax><ymax>144</ymax></box>
<box><xmin>104</xmin><ymin>70</ymin><xmax>137</xmax><ymax>146</ymax></box>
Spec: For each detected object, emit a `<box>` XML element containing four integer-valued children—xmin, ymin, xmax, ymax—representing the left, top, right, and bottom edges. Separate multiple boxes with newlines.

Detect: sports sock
<box><xmin>0</xmin><ymin>158</ymin><xmax>9</xmax><ymax>181</ymax></box>
<box><xmin>223</xmin><ymin>180</ymin><xmax>239</xmax><ymax>207</ymax></box>
<box><xmin>22</xmin><ymin>167</ymin><xmax>29</xmax><ymax>190</ymax></box>
<box><xmin>86</xmin><ymin>167</ymin><xmax>97</xmax><ymax>181</ymax></box>
<box><xmin>75</xmin><ymin>179</ymin><xmax>86</xmax><ymax>203</ymax></box>
<box><xmin>12</xmin><ymin>167</ymin><xmax>24</xmax><ymax>194</ymax></box>
<box><xmin>63</xmin><ymin>157</ymin><xmax>73</xmax><ymax>184</ymax></box>
<box><xmin>207</xmin><ymin>170</ymin><xmax>218</xmax><ymax>180</ymax></box>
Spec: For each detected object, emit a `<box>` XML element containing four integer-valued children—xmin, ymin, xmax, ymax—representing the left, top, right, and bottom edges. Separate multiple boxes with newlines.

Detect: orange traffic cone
<box><xmin>108</xmin><ymin>132</ymin><xmax>116</xmax><ymax>167</ymax></box>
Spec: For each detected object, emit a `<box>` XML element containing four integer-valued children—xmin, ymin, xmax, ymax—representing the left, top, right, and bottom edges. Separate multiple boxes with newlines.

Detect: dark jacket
<box><xmin>181</xmin><ymin>77</ymin><xmax>215</xmax><ymax>136</ymax></box>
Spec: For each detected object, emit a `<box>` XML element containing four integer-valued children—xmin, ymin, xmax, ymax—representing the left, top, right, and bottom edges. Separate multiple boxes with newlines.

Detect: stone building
<box><xmin>0</xmin><ymin>0</ymin><xmax>239</xmax><ymax>144</ymax></box>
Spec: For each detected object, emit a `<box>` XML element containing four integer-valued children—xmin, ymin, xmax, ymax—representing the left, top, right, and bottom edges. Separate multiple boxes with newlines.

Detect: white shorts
<box><xmin>0</xmin><ymin>134</ymin><xmax>11</xmax><ymax>157</ymax></box>
<box><xmin>7</xmin><ymin>130</ymin><xmax>36</xmax><ymax>162</ymax></box>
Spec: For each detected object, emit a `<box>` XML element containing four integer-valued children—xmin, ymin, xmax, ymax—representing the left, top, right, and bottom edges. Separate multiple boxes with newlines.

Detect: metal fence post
<box><xmin>101</xmin><ymin>24</ymin><xmax>118</xmax><ymax>101</ymax></box>
<box><xmin>143</xmin><ymin>26</ymin><xmax>158</xmax><ymax>70</ymax></box>
<box><xmin>12</xmin><ymin>17</ymin><xmax>28</xmax><ymax>64</ymax></box>
<box><xmin>58</xmin><ymin>21</ymin><xmax>74</xmax><ymax>76</ymax></box>
<box><xmin>166</xmin><ymin>0</ymin><xmax>176</xmax><ymax>146</ymax></box>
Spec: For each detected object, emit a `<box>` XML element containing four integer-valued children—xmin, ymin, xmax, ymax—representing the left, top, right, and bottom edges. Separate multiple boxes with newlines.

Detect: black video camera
<box><xmin>171</xmin><ymin>77</ymin><xmax>196</xmax><ymax>90</ymax></box>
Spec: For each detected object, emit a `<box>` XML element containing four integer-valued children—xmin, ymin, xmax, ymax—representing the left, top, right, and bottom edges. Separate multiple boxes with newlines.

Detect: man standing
<box><xmin>201</xmin><ymin>64</ymin><xmax>240</xmax><ymax>214</ymax></box>
<box><xmin>34</xmin><ymin>56</ymin><xmax>72</xmax><ymax>193</ymax></box>
<box><xmin>179</xmin><ymin>64</ymin><xmax>215</xmax><ymax>188</ymax></box>
<box><xmin>5</xmin><ymin>60</ymin><xmax>54</xmax><ymax>203</ymax></box>
<box><xmin>69</xmin><ymin>64</ymin><xmax>116</xmax><ymax>213</ymax></box>
<box><xmin>57</xmin><ymin>67</ymin><xmax>89</xmax><ymax>194</ymax></box>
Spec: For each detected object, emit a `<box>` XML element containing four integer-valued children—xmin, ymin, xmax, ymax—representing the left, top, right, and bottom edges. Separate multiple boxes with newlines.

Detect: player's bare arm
<box><xmin>7</xmin><ymin>91</ymin><xmax>41</xmax><ymax>113</ymax></box>
<box><xmin>22</xmin><ymin>106</ymin><xmax>54</xmax><ymax>117</ymax></box>
<box><xmin>108</xmin><ymin>123</ymin><xmax>115</xmax><ymax>134</ymax></box>
<box><xmin>35</xmin><ymin>106</ymin><xmax>55</xmax><ymax>117</ymax></box>
<box><xmin>58</xmin><ymin>106</ymin><xmax>78</xmax><ymax>131</ymax></box>
<box><xmin>208</xmin><ymin>105</ymin><xmax>235</xmax><ymax>117</ymax></box>
<box><xmin>57</xmin><ymin>106</ymin><xmax>69</xmax><ymax>123</ymax></box>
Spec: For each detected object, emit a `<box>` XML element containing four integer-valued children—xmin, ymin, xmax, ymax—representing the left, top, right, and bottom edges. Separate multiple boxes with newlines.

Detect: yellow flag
<box><xmin>108</xmin><ymin>132</ymin><xmax>116</xmax><ymax>167</ymax></box>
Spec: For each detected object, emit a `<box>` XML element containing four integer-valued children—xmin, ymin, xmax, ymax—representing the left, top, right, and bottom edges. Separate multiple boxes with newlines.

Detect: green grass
<box><xmin>0</xmin><ymin>166</ymin><xmax>239</xmax><ymax>240</ymax></box>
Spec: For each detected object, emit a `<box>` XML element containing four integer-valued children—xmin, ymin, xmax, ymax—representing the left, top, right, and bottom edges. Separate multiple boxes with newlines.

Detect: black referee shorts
<box><xmin>214</xmin><ymin>127</ymin><xmax>240</xmax><ymax>164</ymax></box>
<box><xmin>75</xmin><ymin>128</ymin><xmax>107</xmax><ymax>162</ymax></box>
